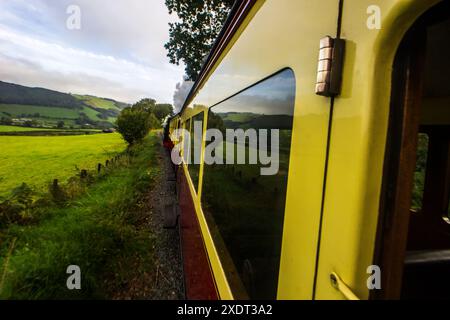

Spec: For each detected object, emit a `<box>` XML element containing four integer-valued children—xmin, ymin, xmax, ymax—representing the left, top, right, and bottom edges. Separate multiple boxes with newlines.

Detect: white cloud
<box><xmin>0</xmin><ymin>0</ymin><xmax>185</xmax><ymax>103</ymax></box>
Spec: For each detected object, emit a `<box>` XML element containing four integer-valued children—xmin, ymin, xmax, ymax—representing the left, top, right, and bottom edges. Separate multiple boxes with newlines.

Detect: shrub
<box><xmin>116</xmin><ymin>107</ymin><xmax>154</xmax><ymax>145</ymax></box>
<box><xmin>0</xmin><ymin>183</ymin><xmax>37</xmax><ymax>227</ymax></box>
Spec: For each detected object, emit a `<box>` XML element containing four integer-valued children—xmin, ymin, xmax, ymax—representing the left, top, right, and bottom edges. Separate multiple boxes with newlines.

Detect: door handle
<box><xmin>330</xmin><ymin>272</ymin><xmax>360</xmax><ymax>300</ymax></box>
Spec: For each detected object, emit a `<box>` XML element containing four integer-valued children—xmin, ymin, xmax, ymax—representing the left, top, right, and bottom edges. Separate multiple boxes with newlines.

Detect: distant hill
<box><xmin>72</xmin><ymin>94</ymin><xmax>129</xmax><ymax>111</ymax></box>
<box><xmin>0</xmin><ymin>81</ymin><xmax>130</xmax><ymax>129</ymax></box>
<box><xmin>0</xmin><ymin>81</ymin><xmax>85</xmax><ymax>109</ymax></box>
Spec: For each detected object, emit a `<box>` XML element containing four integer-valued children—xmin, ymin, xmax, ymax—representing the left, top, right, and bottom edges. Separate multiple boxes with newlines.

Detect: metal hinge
<box><xmin>315</xmin><ymin>36</ymin><xmax>346</xmax><ymax>97</ymax></box>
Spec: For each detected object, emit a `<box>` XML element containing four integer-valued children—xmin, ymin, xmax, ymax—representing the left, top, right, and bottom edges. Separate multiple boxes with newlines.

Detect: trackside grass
<box><xmin>0</xmin><ymin>134</ymin><xmax>160</xmax><ymax>299</ymax></box>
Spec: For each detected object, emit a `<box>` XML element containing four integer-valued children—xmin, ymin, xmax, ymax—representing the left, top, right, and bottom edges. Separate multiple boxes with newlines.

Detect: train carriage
<box><xmin>164</xmin><ymin>0</ymin><xmax>450</xmax><ymax>300</ymax></box>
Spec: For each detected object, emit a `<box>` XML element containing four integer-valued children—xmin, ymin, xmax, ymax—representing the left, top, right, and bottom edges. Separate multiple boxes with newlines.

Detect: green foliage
<box><xmin>116</xmin><ymin>99</ymin><xmax>174</xmax><ymax>145</ymax></box>
<box><xmin>56</xmin><ymin>120</ymin><xmax>65</xmax><ymax>129</ymax></box>
<box><xmin>154</xmin><ymin>104</ymin><xmax>174</xmax><ymax>122</ymax></box>
<box><xmin>132</xmin><ymin>99</ymin><xmax>173</xmax><ymax>121</ymax></box>
<box><xmin>131</xmin><ymin>98</ymin><xmax>155</xmax><ymax>113</ymax></box>
<box><xmin>116</xmin><ymin>107</ymin><xmax>153</xmax><ymax>145</ymax></box>
<box><xmin>0</xmin><ymin>116</ymin><xmax>12</xmax><ymax>125</ymax></box>
<box><xmin>0</xmin><ymin>183</ymin><xmax>38</xmax><ymax>228</ymax></box>
<box><xmin>148</xmin><ymin>113</ymin><xmax>160</xmax><ymax>130</ymax></box>
<box><xmin>164</xmin><ymin>0</ymin><xmax>234</xmax><ymax>80</ymax></box>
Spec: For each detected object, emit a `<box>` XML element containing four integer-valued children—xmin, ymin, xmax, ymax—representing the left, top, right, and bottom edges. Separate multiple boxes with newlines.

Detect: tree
<box><xmin>164</xmin><ymin>0</ymin><xmax>234</xmax><ymax>80</ymax></box>
<box><xmin>129</xmin><ymin>99</ymin><xmax>173</xmax><ymax>125</ymax></box>
<box><xmin>0</xmin><ymin>116</ymin><xmax>12</xmax><ymax>125</ymax></box>
<box><xmin>147</xmin><ymin>113</ymin><xmax>160</xmax><ymax>130</ymax></box>
<box><xmin>116</xmin><ymin>107</ymin><xmax>157</xmax><ymax>145</ymax></box>
<box><xmin>132</xmin><ymin>98</ymin><xmax>156</xmax><ymax>113</ymax></box>
<box><xmin>57</xmin><ymin>120</ymin><xmax>65</xmax><ymax>129</ymax></box>
<box><xmin>154</xmin><ymin>104</ymin><xmax>174</xmax><ymax>122</ymax></box>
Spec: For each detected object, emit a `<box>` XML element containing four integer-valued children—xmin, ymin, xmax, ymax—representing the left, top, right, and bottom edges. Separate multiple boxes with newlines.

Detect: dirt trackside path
<box><xmin>110</xmin><ymin>135</ymin><xmax>184</xmax><ymax>300</ymax></box>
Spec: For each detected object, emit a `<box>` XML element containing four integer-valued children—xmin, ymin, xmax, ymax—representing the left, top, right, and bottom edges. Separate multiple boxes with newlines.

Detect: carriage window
<box><xmin>201</xmin><ymin>69</ymin><xmax>296</xmax><ymax>299</ymax></box>
<box><xmin>188</xmin><ymin>112</ymin><xmax>204</xmax><ymax>192</ymax></box>
<box><xmin>183</xmin><ymin>119</ymin><xmax>191</xmax><ymax>165</ymax></box>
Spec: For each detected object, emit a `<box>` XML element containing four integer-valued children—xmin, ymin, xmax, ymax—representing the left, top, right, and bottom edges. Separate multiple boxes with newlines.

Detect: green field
<box><xmin>0</xmin><ymin>125</ymin><xmax>101</xmax><ymax>132</ymax></box>
<box><xmin>0</xmin><ymin>103</ymin><xmax>107</xmax><ymax>121</ymax></box>
<box><xmin>0</xmin><ymin>125</ymin><xmax>57</xmax><ymax>132</ymax></box>
<box><xmin>0</xmin><ymin>104</ymin><xmax>80</xmax><ymax>119</ymax></box>
<box><xmin>0</xmin><ymin>133</ymin><xmax>126</xmax><ymax>197</ymax></box>
<box><xmin>73</xmin><ymin>95</ymin><xmax>121</xmax><ymax>111</ymax></box>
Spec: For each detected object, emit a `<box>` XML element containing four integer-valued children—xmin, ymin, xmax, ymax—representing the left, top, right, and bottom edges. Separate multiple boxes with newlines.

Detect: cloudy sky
<box><xmin>0</xmin><ymin>0</ymin><xmax>185</xmax><ymax>104</ymax></box>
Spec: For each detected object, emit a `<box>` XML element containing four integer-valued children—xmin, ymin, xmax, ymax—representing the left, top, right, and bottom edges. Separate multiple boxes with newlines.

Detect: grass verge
<box><xmin>0</xmin><ymin>133</ymin><xmax>159</xmax><ymax>299</ymax></box>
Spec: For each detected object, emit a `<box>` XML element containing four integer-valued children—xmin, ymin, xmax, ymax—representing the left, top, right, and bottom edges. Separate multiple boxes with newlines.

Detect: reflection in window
<box><xmin>183</xmin><ymin>119</ymin><xmax>191</xmax><ymax>165</ymax></box>
<box><xmin>411</xmin><ymin>133</ymin><xmax>430</xmax><ymax>212</ymax></box>
<box><xmin>201</xmin><ymin>69</ymin><xmax>296</xmax><ymax>299</ymax></box>
<box><xmin>189</xmin><ymin>112</ymin><xmax>204</xmax><ymax>192</ymax></box>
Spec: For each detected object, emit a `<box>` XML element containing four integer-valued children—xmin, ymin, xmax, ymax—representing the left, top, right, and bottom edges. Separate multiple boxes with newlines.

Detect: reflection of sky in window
<box><xmin>212</xmin><ymin>69</ymin><xmax>296</xmax><ymax>116</ymax></box>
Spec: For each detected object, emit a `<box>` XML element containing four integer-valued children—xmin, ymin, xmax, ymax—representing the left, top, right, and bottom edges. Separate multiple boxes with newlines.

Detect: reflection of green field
<box><xmin>201</xmin><ymin>130</ymin><xmax>292</xmax><ymax>299</ymax></box>
<box><xmin>0</xmin><ymin>133</ymin><xmax>126</xmax><ymax>197</ymax></box>
<box><xmin>219</xmin><ymin>113</ymin><xmax>258</xmax><ymax>123</ymax></box>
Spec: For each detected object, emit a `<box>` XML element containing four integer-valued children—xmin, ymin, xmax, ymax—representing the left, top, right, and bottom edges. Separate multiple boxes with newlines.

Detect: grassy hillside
<box><xmin>0</xmin><ymin>82</ymin><xmax>129</xmax><ymax>129</ymax></box>
<box><xmin>0</xmin><ymin>103</ymin><xmax>113</xmax><ymax>128</ymax></box>
<box><xmin>0</xmin><ymin>133</ymin><xmax>126</xmax><ymax>197</ymax></box>
<box><xmin>73</xmin><ymin>95</ymin><xmax>127</xmax><ymax>111</ymax></box>
<box><xmin>0</xmin><ymin>104</ymin><xmax>81</xmax><ymax>119</ymax></box>
<box><xmin>0</xmin><ymin>81</ymin><xmax>84</xmax><ymax>109</ymax></box>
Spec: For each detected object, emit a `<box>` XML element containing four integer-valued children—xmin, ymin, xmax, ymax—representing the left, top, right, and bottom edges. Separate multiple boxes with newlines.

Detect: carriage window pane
<box><xmin>183</xmin><ymin>119</ymin><xmax>191</xmax><ymax>165</ymax></box>
<box><xmin>189</xmin><ymin>112</ymin><xmax>204</xmax><ymax>192</ymax></box>
<box><xmin>411</xmin><ymin>133</ymin><xmax>430</xmax><ymax>212</ymax></box>
<box><xmin>201</xmin><ymin>69</ymin><xmax>296</xmax><ymax>299</ymax></box>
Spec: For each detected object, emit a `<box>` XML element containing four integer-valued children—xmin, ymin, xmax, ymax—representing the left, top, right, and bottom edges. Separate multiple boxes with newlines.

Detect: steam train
<box><xmin>164</xmin><ymin>0</ymin><xmax>450</xmax><ymax>300</ymax></box>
